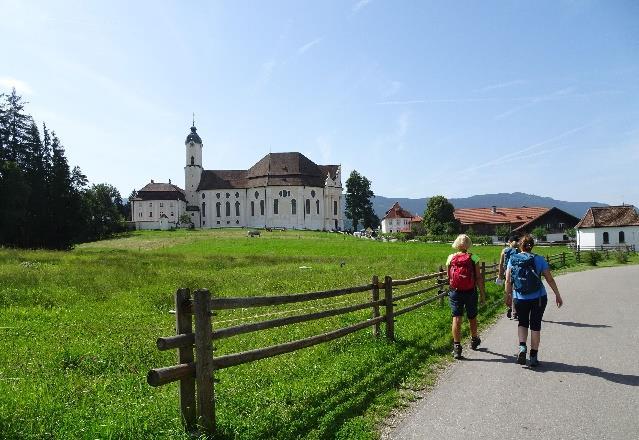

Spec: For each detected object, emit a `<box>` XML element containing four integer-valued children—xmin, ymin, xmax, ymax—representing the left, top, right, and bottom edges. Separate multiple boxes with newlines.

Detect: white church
<box><xmin>132</xmin><ymin>125</ymin><xmax>344</xmax><ymax>231</ymax></box>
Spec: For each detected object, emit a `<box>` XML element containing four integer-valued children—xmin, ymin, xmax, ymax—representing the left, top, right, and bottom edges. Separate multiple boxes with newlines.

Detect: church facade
<box><xmin>134</xmin><ymin>125</ymin><xmax>344</xmax><ymax>231</ymax></box>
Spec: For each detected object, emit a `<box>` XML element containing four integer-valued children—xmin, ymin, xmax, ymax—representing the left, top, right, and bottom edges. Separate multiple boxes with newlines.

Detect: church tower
<box><xmin>184</xmin><ymin>124</ymin><xmax>203</xmax><ymax>207</ymax></box>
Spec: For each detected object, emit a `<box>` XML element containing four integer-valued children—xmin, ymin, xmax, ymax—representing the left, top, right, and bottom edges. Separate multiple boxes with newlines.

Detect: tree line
<box><xmin>0</xmin><ymin>89</ymin><xmax>127</xmax><ymax>249</ymax></box>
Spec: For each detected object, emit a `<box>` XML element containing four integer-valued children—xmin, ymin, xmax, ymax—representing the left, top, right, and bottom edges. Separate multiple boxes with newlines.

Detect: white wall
<box><xmin>381</xmin><ymin>217</ymin><xmax>411</xmax><ymax>233</ymax></box>
<box><xmin>133</xmin><ymin>199</ymin><xmax>186</xmax><ymax>224</ymax></box>
<box><xmin>577</xmin><ymin>226</ymin><xmax>639</xmax><ymax>248</ymax></box>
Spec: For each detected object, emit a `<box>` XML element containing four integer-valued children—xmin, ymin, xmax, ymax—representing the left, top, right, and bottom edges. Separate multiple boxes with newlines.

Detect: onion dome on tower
<box><xmin>185</xmin><ymin>125</ymin><xmax>202</xmax><ymax>144</ymax></box>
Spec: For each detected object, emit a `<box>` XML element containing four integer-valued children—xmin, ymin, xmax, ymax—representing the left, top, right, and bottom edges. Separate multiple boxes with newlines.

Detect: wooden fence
<box><xmin>147</xmin><ymin>262</ymin><xmax>501</xmax><ymax>435</ymax></box>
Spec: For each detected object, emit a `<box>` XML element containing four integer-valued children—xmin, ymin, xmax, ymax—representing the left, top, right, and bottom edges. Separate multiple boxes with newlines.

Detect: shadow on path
<box><xmin>542</xmin><ymin>320</ymin><xmax>611</xmax><ymax>329</ymax></box>
<box><xmin>464</xmin><ymin>348</ymin><xmax>638</xmax><ymax>387</ymax></box>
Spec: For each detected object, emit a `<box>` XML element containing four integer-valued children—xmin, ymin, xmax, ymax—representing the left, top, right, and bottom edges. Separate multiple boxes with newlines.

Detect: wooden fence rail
<box><xmin>147</xmin><ymin>262</ymin><xmax>504</xmax><ymax>435</ymax></box>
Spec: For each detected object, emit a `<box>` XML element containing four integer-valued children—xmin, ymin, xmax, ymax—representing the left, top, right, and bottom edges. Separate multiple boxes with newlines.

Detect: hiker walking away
<box><xmin>447</xmin><ymin>234</ymin><xmax>486</xmax><ymax>359</ymax></box>
<box><xmin>498</xmin><ymin>237</ymin><xmax>519</xmax><ymax>319</ymax></box>
<box><xmin>506</xmin><ymin>234</ymin><xmax>563</xmax><ymax>367</ymax></box>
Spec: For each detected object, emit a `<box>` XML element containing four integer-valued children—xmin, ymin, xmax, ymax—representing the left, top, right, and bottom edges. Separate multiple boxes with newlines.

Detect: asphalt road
<box><xmin>384</xmin><ymin>265</ymin><xmax>639</xmax><ymax>440</ymax></box>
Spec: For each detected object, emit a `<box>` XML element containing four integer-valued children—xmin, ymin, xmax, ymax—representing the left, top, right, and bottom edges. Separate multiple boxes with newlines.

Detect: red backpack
<box><xmin>448</xmin><ymin>253</ymin><xmax>475</xmax><ymax>291</ymax></box>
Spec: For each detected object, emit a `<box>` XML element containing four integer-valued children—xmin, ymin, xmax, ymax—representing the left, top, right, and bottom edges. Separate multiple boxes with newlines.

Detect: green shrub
<box><xmin>586</xmin><ymin>251</ymin><xmax>603</xmax><ymax>266</ymax></box>
<box><xmin>614</xmin><ymin>250</ymin><xmax>629</xmax><ymax>264</ymax></box>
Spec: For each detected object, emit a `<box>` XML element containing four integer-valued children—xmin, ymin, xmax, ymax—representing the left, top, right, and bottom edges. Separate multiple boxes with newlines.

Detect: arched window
<box><xmin>306</xmin><ymin>199</ymin><xmax>311</xmax><ymax>215</ymax></box>
<box><xmin>235</xmin><ymin>201</ymin><xmax>240</xmax><ymax>216</ymax></box>
<box><xmin>216</xmin><ymin>202</ymin><xmax>221</xmax><ymax>217</ymax></box>
<box><xmin>291</xmin><ymin>199</ymin><xmax>297</xmax><ymax>215</ymax></box>
<box><xmin>225</xmin><ymin>202</ymin><xmax>230</xmax><ymax>216</ymax></box>
<box><xmin>316</xmin><ymin>200</ymin><xmax>320</xmax><ymax>214</ymax></box>
<box><xmin>333</xmin><ymin>200</ymin><xmax>338</xmax><ymax>216</ymax></box>
<box><xmin>619</xmin><ymin>231</ymin><xmax>625</xmax><ymax>243</ymax></box>
<box><xmin>191</xmin><ymin>156</ymin><xmax>194</xmax><ymax>165</ymax></box>
<box><xmin>260</xmin><ymin>200</ymin><xmax>265</xmax><ymax>215</ymax></box>
<box><xmin>273</xmin><ymin>199</ymin><xmax>279</xmax><ymax>215</ymax></box>
<box><xmin>201</xmin><ymin>202</ymin><xmax>206</xmax><ymax>217</ymax></box>
<box><xmin>251</xmin><ymin>201</ymin><xmax>255</xmax><ymax>216</ymax></box>
<box><xmin>603</xmin><ymin>231</ymin><xmax>609</xmax><ymax>244</ymax></box>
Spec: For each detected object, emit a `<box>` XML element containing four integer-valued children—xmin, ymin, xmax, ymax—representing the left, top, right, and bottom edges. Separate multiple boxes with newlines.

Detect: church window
<box><xmin>311</xmin><ymin>190</ymin><xmax>316</xmax><ymax>198</ymax></box>
<box><xmin>316</xmin><ymin>200</ymin><xmax>320</xmax><ymax>214</ymax></box>
<box><xmin>235</xmin><ymin>192</ymin><xmax>240</xmax><ymax>198</ymax></box>
<box><xmin>160</xmin><ymin>202</ymin><xmax>164</xmax><ymax>207</ymax></box>
<box><xmin>291</xmin><ymin>199</ymin><xmax>297</xmax><ymax>215</ymax></box>
<box><xmin>149</xmin><ymin>202</ymin><xmax>153</xmax><ymax>207</ymax></box>
<box><xmin>191</xmin><ymin>156</ymin><xmax>194</xmax><ymax>165</ymax></box>
<box><xmin>202</xmin><ymin>202</ymin><xmax>206</xmax><ymax>217</ymax></box>
<box><xmin>236</xmin><ymin>220</ymin><xmax>240</xmax><ymax>224</ymax></box>
<box><xmin>149</xmin><ymin>212</ymin><xmax>152</xmax><ymax>218</ymax></box>
<box><xmin>171</xmin><ymin>212</ymin><xmax>174</xmax><ymax>217</ymax></box>
<box><xmin>274</xmin><ymin>199</ymin><xmax>279</xmax><ymax>215</ymax></box>
<box><xmin>139</xmin><ymin>212</ymin><xmax>142</xmax><ymax>218</ymax></box>
<box><xmin>202</xmin><ymin>193</ymin><xmax>205</xmax><ymax>199</ymax></box>
<box><xmin>225</xmin><ymin>202</ymin><xmax>231</xmax><ymax>216</ymax></box>
<box><xmin>235</xmin><ymin>201</ymin><xmax>240</xmax><ymax>216</ymax></box>
<box><xmin>619</xmin><ymin>231</ymin><xmax>625</xmax><ymax>243</ymax></box>
<box><xmin>251</xmin><ymin>201</ymin><xmax>255</xmax><ymax>216</ymax></box>
<box><xmin>260</xmin><ymin>200</ymin><xmax>265</xmax><ymax>215</ymax></box>
<box><xmin>334</xmin><ymin>200</ymin><xmax>338</xmax><ymax>216</ymax></box>
<box><xmin>216</xmin><ymin>202</ymin><xmax>221</xmax><ymax>217</ymax></box>
<box><xmin>255</xmin><ymin>191</ymin><xmax>259</xmax><ymax>199</ymax></box>
<box><xmin>603</xmin><ymin>232</ymin><xmax>609</xmax><ymax>244</ymax></box>
<box><xmin>306</xmin><ymin>199</ymin><xmax>311</xmax><ymax>215</ymax></box>
<box><xmin>226</xmin><ymin>193</ymin><xmax>230</xmax><ymax>198</ymax></box>
<box><xmin>216</xmin><ymin>193</ymin><xmax>220</xmax><ymax>199</ymax></box>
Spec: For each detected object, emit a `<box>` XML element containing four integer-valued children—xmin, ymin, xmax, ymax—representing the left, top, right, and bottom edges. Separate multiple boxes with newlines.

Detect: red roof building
<box><xmin>381</xmin><ymin>202</ymin><xmax>422</xmax><ymax>233</ymax></box>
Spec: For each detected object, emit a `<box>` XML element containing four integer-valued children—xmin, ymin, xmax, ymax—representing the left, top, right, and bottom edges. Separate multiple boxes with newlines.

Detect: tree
<box><xmin>345</xmin><ymin>170</ymin><xmax>377</xmax><ymax>231</ymax></box>
<box><xmin>531</xmin><ymin>226</ymin><xmax>548</xmax><ymax>242</ymax></box>
<box><xmin>494</xmin><ymin>224</ymin><xmax>511</xmax><ymax>241</ymax></box>
<box><xmin>423</xmin><ymin>195</ymin><xmax>458</xmax><ymax>235</ymax></box>
<box><xmin>178</xmin><ymin>213</ymin><xmax>192</xmax><ymax>226</ymax></box>
<box><xmin>81</xmin><ymin>184</ymin><xmax>125</xmax><ymax>241</ymax></box>
<box><xmin>565</xmin><ymin>227</ymin><xmax>576</xmax><ymax>240</ymax></box>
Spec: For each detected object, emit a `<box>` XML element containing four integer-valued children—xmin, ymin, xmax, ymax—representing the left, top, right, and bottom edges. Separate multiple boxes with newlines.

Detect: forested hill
<box><xmin>370</xmin><ymin>192</ymin><xmax>608</xmax><ymax>220</ymax></box>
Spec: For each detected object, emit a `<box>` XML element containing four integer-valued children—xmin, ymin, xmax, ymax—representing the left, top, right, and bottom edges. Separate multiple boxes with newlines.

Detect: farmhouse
<box><xmin>454</xmin><ymin>206</ymin><xmax>579</xmax><ymax>241</ymax></box>
<box><xmin>381</xmin><ymin>202</ymin><xmax>422</xmax><ymax>234</ymax></box>
<box><xmin>575</xmin><ymin>205</ymin><xmax>639</xmax><ymax>249</ymax></box>
<box><xmin>133</xmin><ymin>124</ymin><xmax>344</xmax><ymax>231</ymax></box>
<box><xmin>131</xmin><ymin>181</ymin><xmax>187</xmax><ymax>230</ymax></box>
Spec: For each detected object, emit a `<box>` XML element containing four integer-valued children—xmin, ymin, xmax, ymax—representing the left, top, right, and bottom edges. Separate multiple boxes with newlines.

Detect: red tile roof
<box><xmin>454</xmin><ymin>207</ymin><xmax>550</xmax><ymax>226</ymax></box>
<box><xmin>383</xmin><ymin>202</ymin><xmax>416</xmax><ymax>220</ymax></box>
<box><xmin>576</xmin><ymin>206</ymin><xmax>639</xmax><ymax>228</ymax></box>
<box><xmin>137</xmin><ymin>182</ymin><xmax>186</xmax><ymax>202</ymax></box>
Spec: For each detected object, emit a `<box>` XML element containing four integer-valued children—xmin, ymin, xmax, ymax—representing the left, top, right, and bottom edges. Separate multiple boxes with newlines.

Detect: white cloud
<box><xmin>353</xmin><ymin>0</ymin><xmax>373</xmax><ymax>13</ymax></box>
<box><xmin>0</xmin><ymin>77</ymin><xmax>34</xmax><ymax>95</ymax></box>
<box><xmin>297</xmin><ymin>37</ymin><xmax>323</xmax><ymax>55</ymax></box>
<box><xmin>475</xmin><ymin>79</ymin><xmax>527</xmax><ymax>93</ymax></box>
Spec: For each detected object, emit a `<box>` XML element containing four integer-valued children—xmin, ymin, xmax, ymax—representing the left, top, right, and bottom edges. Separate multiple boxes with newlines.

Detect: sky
<box><xmin>1</xmin><ymin>0</ymin><xmax>638</xmax><ymax>207</ymax></box>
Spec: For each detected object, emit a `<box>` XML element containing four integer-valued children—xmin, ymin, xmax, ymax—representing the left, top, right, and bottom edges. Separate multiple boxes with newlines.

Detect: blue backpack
<box><xmin>509</xmin><ymin>253</ymin><xmax>542</xmax><ymax>294</ymax></box>
<box><xmin>503</xmin><ymin>247</ymin><xmax>518</xmax><ymax>270</ymax></box>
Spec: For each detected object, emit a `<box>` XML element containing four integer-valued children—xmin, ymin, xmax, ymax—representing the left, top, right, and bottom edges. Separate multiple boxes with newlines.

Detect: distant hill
<box><xmin>343</xmin><ymin>192</ymin><xmax>608</xmax><ymax>229</ymax></box>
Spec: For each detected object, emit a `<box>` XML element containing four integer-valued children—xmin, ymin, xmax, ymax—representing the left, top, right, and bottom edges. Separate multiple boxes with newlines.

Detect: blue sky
<box><xmin>2</xmin><ymin>0</ymin><xmax>638</xmax><ymax>207</ymax></box>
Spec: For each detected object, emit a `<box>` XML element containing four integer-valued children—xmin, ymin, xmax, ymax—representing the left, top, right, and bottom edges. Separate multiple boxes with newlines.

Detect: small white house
<box><xmin>381</xmin><ymin>202</ymin><xmax>422</xmax><ymax>234</ymax></box>
<box><xmin>576</xmin><ymin>205</ymin><xmax>639</xmax><ymax>249</ymax></box>
<box><xmin>132</xmin><ymin>181</ymin><xmax>187</xmax><ymax>230</ymax></box>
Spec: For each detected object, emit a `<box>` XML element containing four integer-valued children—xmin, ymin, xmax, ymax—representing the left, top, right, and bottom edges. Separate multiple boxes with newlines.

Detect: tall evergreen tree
<box><xmin>3</xmin><ymin>88</ymin><xmax>31</xmax><ymax>166</ymax></box>
<box><xmin>345</xmin><ymin>170</ymin><xmax>378</xmax><ymax>231</ymax></box>
<box><xmin>23</xmin><ymin>121</ymin><xmax>50</xmax><ymax>247</ymax></box>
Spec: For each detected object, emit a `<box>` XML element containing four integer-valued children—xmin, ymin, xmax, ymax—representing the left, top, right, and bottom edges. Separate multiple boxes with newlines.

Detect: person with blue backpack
<box><xmin>506</xmin><ymin>234</ymin><xmax>563</xmax><ymax>367</ymax></box>
<box><xmin>498</xmin><ymin>237</ymin><xmax>519</xmax><ymax>319</ymax></box>
<box><xmin>447</xmin><ymin>234</ymin><xmax>486</xmax><ymax>360</ymax></box>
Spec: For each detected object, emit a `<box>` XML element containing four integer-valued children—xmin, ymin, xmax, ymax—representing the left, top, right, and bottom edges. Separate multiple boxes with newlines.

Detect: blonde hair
<box><xmin>452</xmin><ymin>234</ymin><xmax>472</xmax><ymax>251</ymax></box>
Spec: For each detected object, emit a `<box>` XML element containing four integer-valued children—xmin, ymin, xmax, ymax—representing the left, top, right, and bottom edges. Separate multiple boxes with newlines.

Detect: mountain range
<box><xmin>342</xmin><ymin>192</ymin><xmax>609</xmax><ymax>229</ymax></box>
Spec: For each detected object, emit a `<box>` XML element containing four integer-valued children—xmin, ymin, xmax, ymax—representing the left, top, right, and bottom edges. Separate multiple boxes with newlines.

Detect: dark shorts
<box><xmin>449</xmin><ymin>288</ymin><xmax>478</xmax><ymax>319</ymax></box>
<box><xmin>514</xmin><ymin>296</ymin><xmax>548</xmax><ymax>331</ymax></box>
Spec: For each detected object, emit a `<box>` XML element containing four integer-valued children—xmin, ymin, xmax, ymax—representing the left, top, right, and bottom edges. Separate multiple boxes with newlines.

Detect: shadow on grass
<box><xmin>542</xmin><ymin>320</ymin><xmax>611</xmax><ymax>329</ymax></box>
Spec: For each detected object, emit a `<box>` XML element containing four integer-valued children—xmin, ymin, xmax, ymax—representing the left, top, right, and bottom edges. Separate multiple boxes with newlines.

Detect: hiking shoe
<box><xmin>453</xmin><ymin>344</ymin><xmax>463</xmax><ymax>360</ymax></box>
<box><xmin>513</xmin><ymin>312</ymin><xmax>519</xmax><ymax>320</ymax></box>
<box><xmin>506</xmin><ymin>308</ymin><xmax>512</xmax><ymax>319</ymax></box>
<box><xmin>529</xmin><ymin>355</ymin><xmax>540</xmax><ymax>367</ymax></box>
<box><xmin>517</xmin><ymin>346</ymin><xmax>527</xmax><ymax>365</ymax></box>
<box><xmin>471</xmin><ymin>336</ymin><xmax>481</xmax><ymax>350</ymax></box>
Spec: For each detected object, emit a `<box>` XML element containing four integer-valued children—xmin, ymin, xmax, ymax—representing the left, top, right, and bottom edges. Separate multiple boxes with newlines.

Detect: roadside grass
<box><xmin>0</xmin><ymin>230</ymin><xmax>584</xmax><ymax>439</ymax></box>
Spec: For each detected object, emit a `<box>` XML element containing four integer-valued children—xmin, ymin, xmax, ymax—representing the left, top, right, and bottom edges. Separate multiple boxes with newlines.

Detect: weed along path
<box><xmin>384</xmin><ymin>265</ymin><xmax>639</xmax><ymax>440</ymax></box>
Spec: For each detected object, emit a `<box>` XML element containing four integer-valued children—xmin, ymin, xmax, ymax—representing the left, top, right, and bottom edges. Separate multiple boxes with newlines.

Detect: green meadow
<box><xmin>1</xmin><ymin>230</ymin><xmax>576</xmax><ymax>439</ymax></box>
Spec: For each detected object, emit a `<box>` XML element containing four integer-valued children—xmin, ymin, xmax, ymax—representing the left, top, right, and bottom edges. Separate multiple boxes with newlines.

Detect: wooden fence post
<box><xmin>384</xmin><ymin>276</ymin><xmax>394</xmax><ymax>341</ymax></box>
<box><xmin>371</xmin><ymin>275</ymin><xmax>380</xmax><ymax>337</ymax></box>
<box><xmin>438</xmin><ymin>265</ymin><xmax>446</xmax><ymax>306</ymax></box>
<box><xmin>194</xmin><ymin>289</ymin><xmax>215</xmax><ymax>435</ymax></box>
<box><xmin>561</xmin><ymin>252</ymin><xmax>566</xmax><ymax>266</ymax></box>
<box><xmin>175</xmin><ymin>288</ymin><xmax>196</xmax><ymax>432</ymax></box>
<box><xmin>480</xmin><ymin>262</ymin><xmax>486</xmax><ymax>284</ymax></box>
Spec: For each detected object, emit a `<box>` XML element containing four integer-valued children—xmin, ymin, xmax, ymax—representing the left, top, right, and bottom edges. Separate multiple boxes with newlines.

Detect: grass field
<box><xmin>0</xmin><ymin>229</ymin><xmax>617</xmax><ymax>439</ymax></box>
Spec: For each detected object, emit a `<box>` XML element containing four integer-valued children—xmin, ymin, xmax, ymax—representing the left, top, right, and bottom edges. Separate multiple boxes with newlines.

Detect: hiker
<box><xmin>446</xmin><ymin>234</ymin><xmax>486</xmax><ymax>359</ymax></box>
<box><xmin>506</xmin><ymin>234</ymin><xmax>563</xmax><ymax>367</ymax></box>
<box><xmin>498</xmin><ymin>237</ymin><xmax>519</xmax><ymax>319</ymax></box>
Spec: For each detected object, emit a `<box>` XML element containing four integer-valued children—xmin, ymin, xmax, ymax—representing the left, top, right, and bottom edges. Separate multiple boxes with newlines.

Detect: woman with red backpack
<box><xmin>506</xmin><ymin>234</ymin><xmax>563</xmax><ymax>367</ymax></box>
<box><xmin>447</xmin><ymin>234</ymin><xmax>486</xmax><ymax>359</ymax></box>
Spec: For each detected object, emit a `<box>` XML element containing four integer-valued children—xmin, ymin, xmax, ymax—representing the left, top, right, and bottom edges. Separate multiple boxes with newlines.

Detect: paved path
<box><xmin>385</xmin><ymin>265</ymin><xmax>639</xmax><ymax>440</ymax></box>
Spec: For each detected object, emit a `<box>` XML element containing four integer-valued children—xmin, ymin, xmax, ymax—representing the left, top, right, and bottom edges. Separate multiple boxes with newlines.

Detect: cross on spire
<box><xmin>192</xmin><ymin>112</ymin><xmax>195</xmax><ymax>127</ymax></box>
